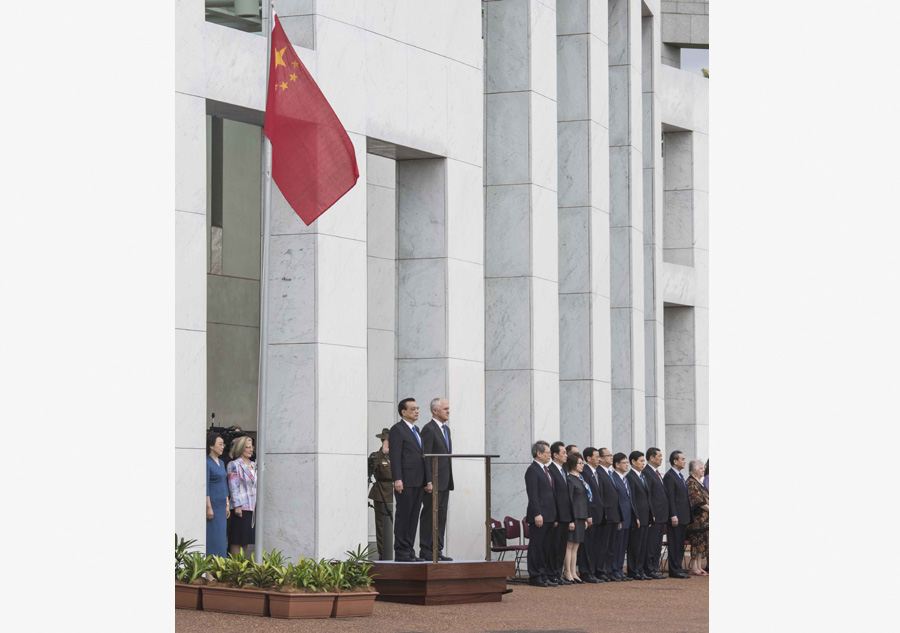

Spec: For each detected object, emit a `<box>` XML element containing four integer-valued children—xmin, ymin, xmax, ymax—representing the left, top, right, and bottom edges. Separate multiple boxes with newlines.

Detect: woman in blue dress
<box><xmin>206</xmin><ymin>433</ymin><xmax>230</xmax><ymax>557</ymax></box>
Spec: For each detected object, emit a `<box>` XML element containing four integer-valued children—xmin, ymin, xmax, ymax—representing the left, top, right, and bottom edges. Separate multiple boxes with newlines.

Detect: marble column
<box><xmin>608</xmin><ymin>0</ymin><xmax>646</xmax><ymax>452</ymax></box>
<box><xmin>484</xmin><ymin>0</ymin><xmax>560</xmax><ymax>521</ymax></box>
<box><xmin>662</xmin><ymin>128</ymin><xmax>708</xmax><ymax>460</ymax></box>
<box><xmin>557</xmin><ymin>0</ymin><xmax>612</xmax><ymax>449</ymax></box>
<box><xmin>642</xmin><ymin>8</ymin><xmax>666</xmax><ymax>450</ymax></box>
<box><xmin>174</xmin><ymin>0</ymin><xmax>208</xmax><ymax>546</ymax></box>
<box><xmin>396</xmin><ymin>157</ymin><xmax>486</xmax><ymax>560</ymax></box>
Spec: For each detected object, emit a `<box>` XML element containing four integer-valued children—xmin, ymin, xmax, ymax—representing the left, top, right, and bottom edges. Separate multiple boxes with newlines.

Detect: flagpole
<box><xmin>255</xmin><ymin>0</ymin><xmax>275</xmax><ymax>559</ymax></box>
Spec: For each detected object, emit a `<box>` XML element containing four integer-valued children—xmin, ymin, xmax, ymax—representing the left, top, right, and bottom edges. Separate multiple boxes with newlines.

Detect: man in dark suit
<box><xmin>389</xmin><ymin>398</ymin><xmax>430</xmax><ymax>562</ymax></box>
<box><xmin>625</xmin><ymin>450</ymin><xmax>652</xmax><ymax>580</ymax></box>
<box><xmin>595</xmin><ymin>447</ymin><xmax>623</xmax><ymax>581</ymax></box>
<box><xmin>524</xmin><ymin>440</ymin><xmax>558</xmax><ymax>587</ymax></box>
<box><xmin>611</xmin><ymin>453</ymin><xmax>636</xmax><ymax>581</ymax></box>
<box><xmin>643</xmin><ymin>446</ymin><xmax>669</xmax><ymax>579</ymax></box>
<box><xmin>547</xmin><ymin>442</ymin><xmax>571</xmax><ymax>584</ymax></box>
<box><xmin>419</xmin><ymin>397</ymin><xmax>454</xmax><ymax>561</ymax></box>
<box><xmin>664</xmin><ymin>450</ymin><xmax>692</xmax><ymax>579</ymax></box>
<box><xmin>580</xmin><ymin>447</ymin><xmax>605</xmax><ymax>583</ymax></box>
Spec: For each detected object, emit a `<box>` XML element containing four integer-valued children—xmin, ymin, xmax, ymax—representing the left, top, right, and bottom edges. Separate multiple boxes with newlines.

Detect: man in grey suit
<box><xmin>419</xmin><ymin>398</ymin><xmax>454</xmax><ymax>561</ymax></box>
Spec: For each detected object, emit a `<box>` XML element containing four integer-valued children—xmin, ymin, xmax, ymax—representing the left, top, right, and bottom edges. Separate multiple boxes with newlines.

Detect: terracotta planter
<box><xmin>267</xmin><ymin>591</ymin><xmax>337</xmax><ymax>619</ymax></box>
<box><xmin>201</xmin><ymin>585</ymin><xmax>269</xmax><ymax>617</ymax></box>
<box><xmin>175</xmin><ymin>583</ymin><xmax>202</xmax><ymax>610</ymax></box>
<box><xmin>332</xmin><ymin>591</ymin><xmax>378</xmax><ymax>618</ymax></box>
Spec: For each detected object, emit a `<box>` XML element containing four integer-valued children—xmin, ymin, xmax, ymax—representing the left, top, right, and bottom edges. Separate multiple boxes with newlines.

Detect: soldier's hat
<box><xmin>375</xmin><ymin>428</ymin><xmax>390</xmax><ymax>440</ymax></box>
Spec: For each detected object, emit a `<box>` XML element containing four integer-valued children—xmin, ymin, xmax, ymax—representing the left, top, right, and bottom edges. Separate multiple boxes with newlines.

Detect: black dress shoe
<box><xmin>593</xmin><ymin>574</ymin><xmax>609</xmax><ymax>582</ymax></box>
<box><xmin>414</xmin><ymin>557</ymin><xmax>427</xmax><ymax>562</ymax></box>
<box><xmin>582</xmin><ymin>575</ymin><xmax>600</xmax><ymax>583</ymax></box>
<box><xmin>545</xmin><ymin>578</ymin><xmax>559</xmax><ymax>586</ymax></box>
<box><xmin>608</xmin><ymin>574</ymin><xmax>623</xmax><ymax>582</ymax></box>
<box><xmin>438</xmin><ymin>555</ymin><xmax>453</xmax><ymax>561</ymax></box>
<box><xmin>571</xmin><ymin>577</ymin><xmax>584</xmax><ymax>584</ymax></box>
<box><xmin>395</xmin><ymin>556</ymin><xmax>417</xmax><ymax>562</ymax></box>
<box><xmin>651</xmin><ymin>572</ymin><xmax>666</xmax><ymax>579</ymax></box>
<box><xmin>557</xmin><ymin>577</ymin><xmax>573</xmax><ymax>585</ymax></box>
<box><xmin>529</xmin><ymin>578</ymin><xmax>549</xmax><ymax>587</ymax></box>
<box><xmin>618</xmin><ymin>574</ymin><xmax>633</xmax><ymax>581</ymax></box>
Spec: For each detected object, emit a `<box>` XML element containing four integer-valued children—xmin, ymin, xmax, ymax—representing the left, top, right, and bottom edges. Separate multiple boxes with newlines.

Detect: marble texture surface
<box><xmin>664</xmin><ymin>365</ymin><xmax>695</xmax><ymax>426</ymax></box>
<box><xmin>658</xmin><ymin>64</ymin><xmax>709</xmax><ymax>134</ymax></box>
<box><xmin>316</xmin><ymin>344</ymin><xmax>368</xmax><ymax>452</ymax></box>
<box><xmin>448</xmin><ymin>358</ymin><xmax>487</xmax><ymax>452</ymax></box>
<box><xmin>174</xmin><ymin>447</ymin><xmax>206</xmax><ymax>545</ymax></box>
<box><xmin>397</xmin><ymin>358</ymin><xmax>446</xmax><ymax>406</ymax></box>
<box><xmin>175</xmin><ymin>93</ymin><xmax>206</xmax><ymax>215</ymax></box>
<box><xmin>557</xmin><ymin>34</ymin><xmax>589</xmax><ymax>122</ymax></box>
<box><xmin>486</xmin><ymin>92</ymin><xmax>530</xmax><ymax>185</ymax></box>
<box><xmin>448</xmin><ymin>259</ymin><xmax>485</xmax><ymax>363</ymax></box>
<box><xmin>558</xmin><ymin>207</ymin><xmax>590</xmax><ymax>294</ymax></box>
<box><xmin>559</xmin><ymin>293</ymin><xmax>591</xmax><ymax>380</ymax></box>
<box><xmin>267</xmin><ymin>234</ymin><xmax>316</xmax><ymax>345</ymax></box>
<box><xmin>315</xmin><ymin>17</ymin><xmax>366</xmax><ymax>135</ymax></box>
<box><xmin>205</xmin><ymin>23</ymin><xmax>267</xmax><ymax>112</ymax></box>
<box><xmin>485</xmin><ymin>185</ymin><xmax>531</xmax><ymax>278</ymax></box>
<box><xmin>532</xmin><ymin>278</ymin><xmax>561</xmax><ymax>373</ymax></box>
<box><xmin>175</xmin><ymin>329</ymin><xmax>206</xmax><ymax>449</ymax></box>
<box><xmin>530</xmin><ymin>0</ymin><xmax>558</xmax><ymax>101</ymax></box>
<box><xmin>264</xmin><ymin>343</ymin><xmax>316</xmax><ymax>453</ymax></box>
<box><xmin>316</xmin><ymin>453</ymin><xmax>368</xmax><ymax>558</ymax></box>
<box><xmin>175</xmin><ymin>210</ymin><xmax>206</xmax><ymax>332</ymax></box>
<box><xmin>407</xmin><ymin>47</ymin><xmax>449</xmax><ymax>156</ymax></box>
<box><xmin>367</xmin><ymin>153</ymin><xmax>397</xmax><ymax>190</ymax></box>
<box><xmin>531</xmin><ymin>185</ymin><xmax>560</xmax><ymax>283</ymax></box>
<box><xmin>663</xmin><ymin>131</ymin><xmax>692</xmax><ymax>190</ymax></box>
<box><xmin>531</xmin><ymin>95</ymin><xmax>559</xmax><ymax>192</ymax></box>
<box><xmin>397</xmin><ymin>258</ymin><xmax>446</xmax><ymax>359</ymax></box>
<box><xmin>490</xmin><ymin>463</ymin><xmax>529</xmax><ymax>530</ymax></box>
<box><xmin>446</xmin><ymin>160</ymin><xmax>484</xmax><ymax>265</ymax></box>
<box><xmin>367</xmin><ymin>256</ymin><xmax>396</xmax><ymax>332</ymax></box>
<box><xmin>485</xmin><ymin>0</ymin><xmax>530</xmax><ymax>94</ymax></box>
<box><xmin>365</xmin><ymin>0</ymin><xmax>408</xmax><ymax>42</ymax></box>
<box><xmin>398</xmin><ymin>159</ymin><xmax>445</xmax><ymax>260</ymax></box>
<box><xmin>663</xmin><ymin>305</ymin><xmax>694</xmax><ymax>366</ymax></box>
<box><xmin>175</xmin><ymin>0</ymin><xmax>205</xmax><ymax>98</ymax></box>
<box><xmin>448</xmin><ymin>62</ymin><xmax>484</xmax><ymax>167</ymax></box>
<box><xmin>316</xmin><ymin>235</ymin><xmax>367</xmax><ymax>348</ymax></box>
<box><xmin>661</xmin><ymin>261</ymin><xmax>697</xmax><ymax>306</ymax></box>
<box><xmin>365</xmin><ymin>32</ymin><xmax>408</xmax><ymax>146</ymax></box>
<box><xmin>262</xmin><ymin>453</ymin><xmax>317</xmax><ymax>557</ymax></box>
<box><xmin>280</xmin><ymin>15</ymin><xmax>315</xmax><ymax>50</ymax></box>
<box><xmin>367</xmin><ymin>329</ymin><xmax>395</xmax><ymax>403</ymax></box>
<box><xmin>485</xmin><ymin>370</ymin><xmax>533</xmax><ymax>459</ymax></box>
<box><xmin>366</xmin><ymin>185</ymin><xmax>397</xmax><ymax>261</ymax></box>
<box><xmin>558</xmin><ymin>120</ymin><xmax>590</xmax><ymax>208</ymax></box>
<box><xmin>485</xmin><ymin>278</ymin><xmax>531</xmax><ymax>371</ymax></box>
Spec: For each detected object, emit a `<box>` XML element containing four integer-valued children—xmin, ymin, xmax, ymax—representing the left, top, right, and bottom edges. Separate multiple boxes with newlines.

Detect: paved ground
<box><xmin>176</xmin><ymin>576</ymin><xmax>708</xmax><ymax>633</ymax></box>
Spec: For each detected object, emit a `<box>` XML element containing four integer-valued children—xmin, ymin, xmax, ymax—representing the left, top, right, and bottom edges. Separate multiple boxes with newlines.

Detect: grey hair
<box><xmin>230</xmin><ymin>436</ymin><xmax>252</xmax><ymax>460</ymax></box>
<box><xmin>430</xmin><ymin>397</ymin><xmax>444</xmax><ymax>413</ymax></box>
<box><xmin>688</xmin><ymin>459</ymin><xmax>704</xmax><ymax>474</ymax></box>
<box><xmin>531</xmin><ymin>441</ymin><xmax>550</xmax><ymax>458</ymax></box>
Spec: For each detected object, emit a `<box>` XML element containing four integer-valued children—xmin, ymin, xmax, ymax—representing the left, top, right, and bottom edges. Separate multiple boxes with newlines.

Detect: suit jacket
<box><xmin>388</xmin><ymin>420</ymin><xmax>426</xmax><ymax>487</ymax></box>
<box><xmin>663</xmin><ymin>468</ymin><xmax>692</xmax><ymax>524</ymax></box>
<box><xmin>550</xmin><ymin>462</ymin><xmax>573</xmax><ymax>522</ymax></box>
<box><xmin>644</xmin><ymin>466</ymin><xmax>668</xmax><ymax>524</ymax></box>
<box><xmin>613</xmin><ymin>471</ymin><xmax>635</xmax><ymax>528</ymax></box>
<box><xmin>566</xmin><ymin>474</ymin><xmax>589</xmax><ymax>521</ymax></box>
<box><xmin>625</xmin><ymin>469</ymin><xmax>651</xmax><ymax>527</ymax></box>
<box><xmin>524</xmin><ymin>461</ymin><xmax>557</xmax><ymax>524</ymax></box>
<box><xmin>596</xmin><ymin>467</ymin><xmax>622</xmax><ymax>524</ymax></box>
<box><xmin>421</xmin><ymin>419</ymin><xmax>454</xmax><ymax>491</ymax></box>
<box><xmin>583</xmin><ymin>466</ymin><xmax>605</xmax><ymax>523</ymax></box>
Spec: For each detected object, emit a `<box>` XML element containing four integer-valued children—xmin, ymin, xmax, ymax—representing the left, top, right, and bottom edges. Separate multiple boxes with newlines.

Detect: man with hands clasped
<box><xmin>389</xmin><ymin>398</ymin><xmax>430</xmax><ymax>562</ymax></box>
<box><xmin>524</xmin><ymin>441</ymin><xmax>558</xmax><ymax>587</ymax></box>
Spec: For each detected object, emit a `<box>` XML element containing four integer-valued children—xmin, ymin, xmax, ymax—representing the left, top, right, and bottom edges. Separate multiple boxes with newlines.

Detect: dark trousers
<box><xmin>613</xmin><ymin>526</ymin><xmax>630</xmax><ymax>573</ymax></box>
<box><xmin>596</xmin><ymin>522</ymin><xmax>617</xmax><ymax>577</ymax></box>
<box><xmin>627</xmin><ymin>524</ymin><xmax>648</xmax><ymax>576</ymax></box>
<box><xmin>667</xmin><ymin>522</ymin><xmax>687</xmax><ymax>575</ymax></box>
<box><xmin>393</xmin><ymin>485</ymin><xmax>423</xmax><ymax>558</ymax></box>
<box><xmin>527</xmin><ymin>520</ymin><xmax>553</xmax><ymax>581</ymax></box>
<box><xmin>373</xmin><ymin>501</ymin><xmax>394</xmax><ymax>560</ymax></box>
<box><xmin>577</xmin><ymin>524</ymin><xmax>598</xmax><ymax>576</ymax></box>
<box><xmin>419</xmin><ymin>488</ymin><xmax>450</xmax><ymax>558</ymax></box>
<box><xmin>549</xmin><ymin>521</ymin><xmax>569</xmax><ymax>580</ymax></box>
<box><xmin>645</xmin><ymin>522</ymin><xmax>665</xmax><ymax>574</ymax></box>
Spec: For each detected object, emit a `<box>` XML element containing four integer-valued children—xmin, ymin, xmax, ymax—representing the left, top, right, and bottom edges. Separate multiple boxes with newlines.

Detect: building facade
<box><xmin>174</xmin><ymin>0</ymin><xmax>708</xmax><ymax>561</ymax></box>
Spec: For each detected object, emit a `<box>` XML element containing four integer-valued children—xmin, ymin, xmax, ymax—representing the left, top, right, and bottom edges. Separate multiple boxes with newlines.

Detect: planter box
<box><xmin>174</xmin><ymin>583</ymin><xmax>202</xmax><ymax>610</ymax></box>
<box><xmin>332</xmin><ymin>591</ymin><xmax>378</xmax><ymax>618</ymax></box>
<box><xmin>267</xmin><ymin>591</ymin><xmax>336</xmax><ymax>619</ymax></box>
<box><xmin>201</xmin><ymin>585</ymin><xmax>268</xmax><ymax>617</ymax></box>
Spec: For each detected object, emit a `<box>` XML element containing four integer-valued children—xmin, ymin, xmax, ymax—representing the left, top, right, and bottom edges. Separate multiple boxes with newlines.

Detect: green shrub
<box><xmin>177</xmin><ymin>552</ymin><xmax>213</xmax><ymax>585</ymax></box>
<box><xmin>175</xmin><ymin>534</ymin><xmax>199</xmax><ymax>579</ymax></box>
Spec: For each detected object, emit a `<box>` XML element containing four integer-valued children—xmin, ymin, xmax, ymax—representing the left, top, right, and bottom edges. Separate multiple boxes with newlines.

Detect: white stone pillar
<box><xmin>396</xmin><ymin>157</ymin><xmax>486</xmax><ymax>560</ymax></box>
<box><xmin>642</xmin><ymin>8</ymin><xmax>666</xmax><ymax>450</ymax></box>
<box><xmin>484</xmin><ymin>0</ymin><xmax>560</xmax><ymax>521</ymax></box>
<box><xmin>608</xmin><ymin>0</ymin><xmax>646</xmax><ymax>452</ymax></box>
<box><xmin>557</xmin><ymin>0</ymin><xmax>612</xmax><ymax>449</ymax></box>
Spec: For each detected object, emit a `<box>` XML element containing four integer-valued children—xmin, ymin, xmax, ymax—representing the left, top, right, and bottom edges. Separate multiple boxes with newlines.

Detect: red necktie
<box><xmin>544</xmin><ymin>465</ymin><xmax>553</xmax><ymax>488</ymax></box>
<box><xmin>656</xmin><ymin>469</ymin><xmax>663</xmax><ymax>481</ymax></box>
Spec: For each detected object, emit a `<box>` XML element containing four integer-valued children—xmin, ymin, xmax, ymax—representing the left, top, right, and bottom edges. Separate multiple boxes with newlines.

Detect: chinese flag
<box><xmin>264</xmin><ymin>15</ymin><xmax>359</xmax><ymax>226</ymax></box>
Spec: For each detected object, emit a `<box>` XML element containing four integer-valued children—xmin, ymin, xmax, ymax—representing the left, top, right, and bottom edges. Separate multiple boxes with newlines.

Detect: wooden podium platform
<box><xmin>372</xmin><ymin>560</ymin><xmax>516</xmax><ymax>605</ymax></box>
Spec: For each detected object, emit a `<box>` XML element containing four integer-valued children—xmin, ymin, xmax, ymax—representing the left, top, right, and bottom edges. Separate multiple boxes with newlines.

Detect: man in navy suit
<box><xmin>524</xmin><ymin>440</ymin><xmax>558</xmax><ymax>587</ymax></box>
<box><xmin>389</xmin><ymin>398</ymin><xmax>430</xmax><ymax>562</ymax></box>
<box><xmin>595</xmin><ymin>447</ymin><xmax>623</xmax><ymax>581</ymax></box>
<box><xmin>625</xmin><ymin>450</ymin><xmax>652</xmax><ymax>580</ymax></box>
<box><xmin>547</xmin><ymin>442</ymin><xmax>571</xmax><ymax>584</ymax></box>
<box><xmin>611</xmin><ymin>453</ymin><xmax>637</xmax><ymax>581</ymax></box>
<box><xmin>643</xmin><ymin>447</ymin><xmax>669</xmax><ymax>579</ymax></box>
<box><xmin>664</xmin><ymin>450</ymin><xmax>692</xmax><ymax>579</ymax></box>
<box><xmin>580</xmin><ymin>447</ymin><xmax>606</xmax><ymax>583</ymax></box>
<box><xmin>419</xmin><ymin>398</ymin><xmax>454</xmax><ymax>561</ymax></box>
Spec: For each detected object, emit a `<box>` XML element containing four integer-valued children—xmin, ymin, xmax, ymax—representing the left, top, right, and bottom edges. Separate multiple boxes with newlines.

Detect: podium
<box><xmin>372</xmin><ymin>453</ymin><xmax>516</xmax><ymax>605</ymax></box>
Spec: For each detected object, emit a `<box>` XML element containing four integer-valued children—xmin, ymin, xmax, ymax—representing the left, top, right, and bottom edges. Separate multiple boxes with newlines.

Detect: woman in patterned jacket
<box><xmin>226</xmin><ymin>436</ymin><xmax>257</xmax><ymax>557</ymax></box>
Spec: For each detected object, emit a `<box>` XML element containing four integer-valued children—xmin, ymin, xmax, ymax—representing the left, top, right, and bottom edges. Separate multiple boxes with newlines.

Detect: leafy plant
<box><xmin>344</xmin><ymin>544</ymin><xmax>377</xmax><ymax>589</ymax></box>
<box><xmin>310</xmin><ymin>559</ymin><xmax>337</xmax><ymax>592</ymax></box>
<box><xmin>175</xmin><ymin>534</ymin><xmax>199</xmax><ymax>578</ymax></box>
<box><xmin>177</xmin><ymin>552</ymin><xmax>213</xmax><ymax>585</ymax></box>
<box><xmin>246</xmin><ymin>550</ymin><xmax>285</xmax><ymax>589</ymax></box>
<box><xmin>208</xmin><ymin>549</ymin><xmax>252</xmax><ymax>587</ymax></box>
<box><xmin>329</xmin><ymin>560</ymin><xmax>353</xmax><ymax>592</ymax></box>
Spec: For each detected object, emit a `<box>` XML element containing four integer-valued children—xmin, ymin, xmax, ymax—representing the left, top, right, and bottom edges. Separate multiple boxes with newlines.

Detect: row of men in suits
<box><xmin>524</xmin><ymin>441</ymin><xmax>694</xmax><ymax>586</ymax></box>
<box><xmin>388</xmin><ymin>397</ymin><xmax>455</xmax><ymax>562</ymax></box>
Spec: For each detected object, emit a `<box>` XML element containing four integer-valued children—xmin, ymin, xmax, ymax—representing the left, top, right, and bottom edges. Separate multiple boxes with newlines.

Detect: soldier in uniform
<box><xmin>368</xmin><ymin>428</ymin><xmax>394</xmax><ymax>560</ymax></box>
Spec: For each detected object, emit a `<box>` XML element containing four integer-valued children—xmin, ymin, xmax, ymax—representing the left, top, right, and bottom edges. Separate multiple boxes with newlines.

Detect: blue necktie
<box><xmin>412</xmin><ymin>425</ymin><xmax>422</xmax><ymax>449</ymax></box>
<box><xmin>640</xmin><ymin>471</ymin><xmax>647</xmax><ymax>490</ymax></box>
<box><xmin>623</xmin><ymin>476</ymin><xmax>631</xmax><ymax>497</ymax></box>
<box><xmin>579</xmin><ymin>474</ymin><xmax>593</xmax><ymax>502</ymax></box>
<box><xmin>443</xmin><ymin>425</ymin><xmax>450</xmax><ymax>450</ymax></box>
<box><xmin>608</xmin><ymin>469</ymin><xmax>615</xmax><ymax>485</ymax></box>
<box><xmin>679</xmin><ymin>472</ymin><xmax>687</xmax><ymax>489</ymax></box>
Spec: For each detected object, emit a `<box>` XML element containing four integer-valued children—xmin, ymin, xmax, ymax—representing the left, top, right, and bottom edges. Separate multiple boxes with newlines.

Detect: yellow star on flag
<box><xmin>291</xmin><ymin>61</ymin><xmax>299</xmax><ymax>68</ymax></box>
<box><xmin>280</xmin><ymin>81</ymin><xmax>288</xmax><ymax>91</ymax></box>
<box><xmin>274</xmin><ymin>46</ymin><xmax>287</xmax><ymax>68</ymax></box>
<box><xmin>289</xmin><ymin>73</ymin><xmax>298</xmax><ymax>82</ymax></box>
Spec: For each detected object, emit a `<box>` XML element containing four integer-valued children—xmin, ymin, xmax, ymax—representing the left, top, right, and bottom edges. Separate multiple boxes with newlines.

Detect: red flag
<box><xmin>264</xmin><ymin>16</ymin><xmax>359</xmax><ymax>226</ymax></box>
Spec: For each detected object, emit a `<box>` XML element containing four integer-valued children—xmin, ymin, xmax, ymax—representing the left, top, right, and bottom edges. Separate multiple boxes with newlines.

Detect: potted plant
<box><xmin>267</xmin><ymin>556</ymin><xmax>337</xmax><ymax>619</ymax></box>
<box><xmin>331</xmin><ymin>545</ymin><xmax>379</xmax><ymax>618</ymax></box>
<box><xmin>201</xmin><ymin>549</ymin><xmax>269</xmax><ymax>616</ymax></box>
<box><xmin>175</xmin><ymin>552</ymin><xmax>212</xmax><ymax>610</ymax></box>
<box><xmin>175</xmin><ymin>535</ymin><xmax>206</xmax><ymax>610</ymax></box>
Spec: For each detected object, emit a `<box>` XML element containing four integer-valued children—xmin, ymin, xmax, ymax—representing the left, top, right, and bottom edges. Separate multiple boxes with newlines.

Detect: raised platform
<box><xmin>371</xmin><ymin>560</ymin><xmax>516</xmax><ymax>605</ymax></box>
